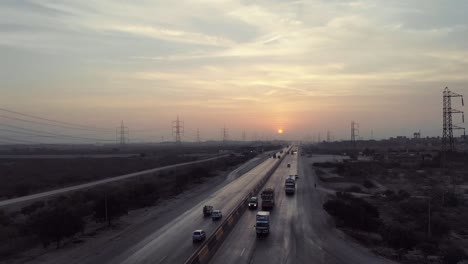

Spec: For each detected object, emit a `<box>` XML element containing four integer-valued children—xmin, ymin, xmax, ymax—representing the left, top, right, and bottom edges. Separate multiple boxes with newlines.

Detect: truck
<box><xmin>255</xmin><ymin>211</ymin><xmax>270</xmax><ymax>236</ymax></box>
<box><xmin>285</xmin><ymin>176</ymin><xmax>296</xmax><ymax>195</ymax></box>
<box><xmin>203</xmin><ymin>205</ymin><xmax>213</xmax><ymax>216</ymax></box>
<box><xmin>261</xmin><ymin>188</ymin><xmax>275</xmax><ymax>210</ymax></box>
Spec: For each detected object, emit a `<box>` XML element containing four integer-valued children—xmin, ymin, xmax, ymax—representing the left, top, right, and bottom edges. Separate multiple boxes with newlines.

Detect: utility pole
<box><xmin>172</xmin><ymin>116</ymin><xmax>184</xmax><ymax>144</ymax></box>
<box><xmin>196</xmin><ymin>128</ymin><xmax>201</xmax><ymax>143</ymax></box>
<box><xmin>428</xmin><ymin>198</ymin><xmax>432</xmax><ymax>238</ymax></box>
<box><xmin>116</xmin><ymin>121</ymin><xmax>129</xmax><ymax>146</ymax></box>
<box><xmin>327</xmin><ymin>130</ymin><xmax>331</xmax><ymax>142</ymax></box>
<box><xmin>242</xmin><ymin>130</ymin><xmax>246</xmax><ymax>142</ymax></box>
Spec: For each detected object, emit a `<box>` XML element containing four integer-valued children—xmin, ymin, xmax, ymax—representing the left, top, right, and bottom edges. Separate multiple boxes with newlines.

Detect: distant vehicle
<box><xmin>192</xmin><ymin>230</ymin><xmax>206</xmax><ymax>242</ymax></box>
<box><xmin>273</xmin><ymin>154</ymin><xmax>277</xmax><ymax>159</ymax></box>
<box><xmin>203</xmin><ymin>205</ymin><xmax>213</xmax><ymax>216</ymax></box>
<box><xmin>287</xmin><ymin>163</ymin><xmax>291</xmax><ymax>168</ymax></box>
<box><xmin>285</xmin><ymin>176</ymin><xmax>296</xmax><ymax>195</ymax></box>
<box><xmin>261</xmin><ymin>188</ymin><xmax>275</xmax><ymax>210</ymax></box>
<box><xmin>248</xmin><ymin>197</ymin><xmax>258</xmax><ymax>209</ymax></box>
<box><xmin>212</xmin><ymin>210</ymin><xmax>222</xmax><ymax>220</ymax></box>
<box><xmin>255</xmin><ymin>211</ymin><xmax>270</xmax><ymax>236</ymax></box>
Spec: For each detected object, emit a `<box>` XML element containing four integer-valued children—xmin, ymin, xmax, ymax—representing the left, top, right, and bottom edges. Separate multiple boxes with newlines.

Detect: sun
<box><xmin>277</xmin><ymin>129</ymin><xmax>283</xmax><ymax>134</ymax></box>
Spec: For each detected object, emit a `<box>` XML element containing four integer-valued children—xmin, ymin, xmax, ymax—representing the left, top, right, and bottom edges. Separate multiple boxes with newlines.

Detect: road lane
<box><xmin>209</xmin><ymin>151</ymin><xmax>296</xmax><ymax>264</ymax></box>
<box><xmin>210</xmin><ymin>152</ymin><xmax>397</xmax><ymax>264</ymax></box>
<box><xmin>110</xmin><ymin>150</ymin><xmax>288</xmax><ymax>264</ymax></box>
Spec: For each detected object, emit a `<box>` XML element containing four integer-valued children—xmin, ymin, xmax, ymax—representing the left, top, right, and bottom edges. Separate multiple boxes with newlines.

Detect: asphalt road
<box><xmin>0</xmin><ymin>154</ymin><xmax>229</xmax><ymax>208</ymax></box>
<box><xmin>98</xmin><ymin>149</ymin><xmax>287</xmax><ymax>264</ymax></box>
<box><xmin>210</xmin><ymin>153</ymin><xmax>396</xmax><ymax>264</ymax></box>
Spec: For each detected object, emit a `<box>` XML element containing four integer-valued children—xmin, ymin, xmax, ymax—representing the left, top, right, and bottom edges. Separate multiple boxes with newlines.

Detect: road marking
<box><xmin>240</xmin><ymin>248</ymin><xmax>245</xmax><ymax>256</ymax></box>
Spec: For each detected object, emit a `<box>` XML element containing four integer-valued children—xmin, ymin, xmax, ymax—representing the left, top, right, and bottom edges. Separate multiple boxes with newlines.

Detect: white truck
<box><xmin>255</xmin><ymin>211</ymin><xmax>270</xmax><ymax>236</ymax></box>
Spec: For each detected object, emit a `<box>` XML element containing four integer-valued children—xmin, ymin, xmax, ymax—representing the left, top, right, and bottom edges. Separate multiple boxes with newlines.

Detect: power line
<box><xmin>0</xmin><ymin>107</ymin><xmax>112</xmax><ymax>131</ymax></box>
<box><xmin>0</xmin><ymin>136</ymin><xmax>43</xmax><ymax>144</ymax></box>
<box><xmin>0</xmin><ymin>114</ymin><xmax>113</xmax><ymax>133</ymax></box>
<box><xmin>0</xmin><ymin>124</ymin><xmax>114</xmax><ymax>142</ymax></box>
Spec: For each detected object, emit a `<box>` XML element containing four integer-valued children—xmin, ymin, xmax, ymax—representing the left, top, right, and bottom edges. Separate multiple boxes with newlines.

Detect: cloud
<box><xmin>2</xmin><ymin>0</ymin><xmax>468</xmax><ymax>139</ymax></box>
<box><xmin>104</xmin><ymin>25</ymin><xmax>235</xmax><ymax>47</ymax></box>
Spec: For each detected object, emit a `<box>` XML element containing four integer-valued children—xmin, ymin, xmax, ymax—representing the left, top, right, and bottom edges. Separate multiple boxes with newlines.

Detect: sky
<box><xmin>1</xmin><ymin>0</ymin><xmax>468</xmax><ymax>143</ymax></box>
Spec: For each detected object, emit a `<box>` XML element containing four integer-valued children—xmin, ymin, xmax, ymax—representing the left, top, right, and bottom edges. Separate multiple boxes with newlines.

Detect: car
<box><xmin>211</xmin><ymin>210</ymin><xmax>222</xmax><ymax>220</ymax></box>
<box><xmin>192</xmin><ymin>230</ymin><xmax>206</xmax><ymax>242</ymax></box>
<box><xmin>248</xmin><ymin>197</ymin><xmax>258</xmax><ymax>209</ymax></box>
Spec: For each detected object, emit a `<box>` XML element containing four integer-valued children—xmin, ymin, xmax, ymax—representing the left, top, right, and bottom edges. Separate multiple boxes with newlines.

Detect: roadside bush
<box><xmin>0</xmin><ymin>210</ymin><xmax>11</xmax><ymax>226</ymax></box>
<box><xmin>430</xmin><ymin>215</ymin><xmax>450</xmax><ymax>238</ymax></box>
<box><xmin>21</xmin><ymin>201</ymin><xmax>45</xmax><ymax>215</ymax></box>
<box><xmin>379</xmin><ymin>222</ymin><xmax>418</xmax><ymax>250</ymax></box>
<box><xmin>444</xmin><ymin>192</ymin><xmax>460</xmax><ymax>207</ymax></box>
<box><xmin>323</xmin><ymin>196</ymin><xmax>380</xmax><ymax>232</ymax></box>
<box><xmin>93</xmin><ymin>190</ymin><xmax>128</xmax><ymax>227</ymax></box>
<box><xmin>397</xmin><ymin>189</ymin><xmax>410</xmax><ymax>200</ymax></box>
<box><xmin>345</xmin><ymin>185</ymin><xmax>363</xmax><ymax>193</ymax></box>
<box><xmin>363</xmin><ymin>179</ymin><xmax>375</xmax><ymax>188</ymax></box>
<box><xmin>29</xmin><ymin>206</ymin><xmax>85</xmax><ymax>248</ymax></box>
<box><xmin>442</xmin><ymin>246</ymin><xmax>467</xmax><ymax>264</ymax></box>
<box><xmin>399</xmin><ymin>199</ymin><xmax>427</xmax><ymax>216</ymax></box>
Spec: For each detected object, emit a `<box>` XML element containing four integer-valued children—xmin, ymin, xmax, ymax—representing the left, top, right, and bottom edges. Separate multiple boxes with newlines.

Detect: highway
<box><xmin>62</xmin><ymin>149</ymin><xmax>287</xmax><ymax>264</ymax></box>
<box><xmin>210</xmin><ymin>153</ymin><xmax>396</xmax><ymax>264</ymax></box>
<box><xmin>0</xmin><ymin>154</ymin><xmax>229</xmax><ymax>208</ymax></box>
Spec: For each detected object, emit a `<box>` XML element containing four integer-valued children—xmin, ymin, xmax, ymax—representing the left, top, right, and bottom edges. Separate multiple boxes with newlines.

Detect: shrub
<box><xmin>345</xmin><ymin>186</ymin><xmax>363</xmax><ymax>193</ymax></box>
<box><xmin>442</xmin><ymin>246</ymin><xmax>467</xmax><ymax>264</ymax></box>
<box><xmin>363</xmin><ymin>180</ymin><xmax>375</xmax><ymax>188</ymax></box>
<box><xmin>29</xmin><ymin>206</ymin><xmax>85</xmax><ymax>248</ymax></box>
<box><xmin>21</xmin><ymin>201</ymin><xmax>45</xmax><ymax>215</ymax></box>
<box><xmin>379</xmin><ymin>222</ymin><xmax>418</xmax><ymax>250</ymax></box>
<box><xmin>323</xmin><ymin>196</ymin><xmax>380</xmax><ymax>232</ymax></box>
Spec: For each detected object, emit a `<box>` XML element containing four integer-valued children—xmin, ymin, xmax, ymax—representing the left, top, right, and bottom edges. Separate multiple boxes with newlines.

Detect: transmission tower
<box><xmin>172</xmin><ymin>116</ymin><xmax>184</xmax><ymax>144</ymax></box>
<box><xmin>116</xmin><ymin>121</ymin><xmax>129</xmax><ymax>146</ymax></box>
<box><xmin>222</xmin><ymin>126</ymin><xmax>229</xmax><ymax>144</ymax></box>
<box><xmin>351</xmin><ymin>121</ymin><xmax>359</xmax><ymax>149</ymax></box>
<box><xmin>442</xmin><ymin>87</ymin><xmax>465</xmax><ymax>152</ymax></box>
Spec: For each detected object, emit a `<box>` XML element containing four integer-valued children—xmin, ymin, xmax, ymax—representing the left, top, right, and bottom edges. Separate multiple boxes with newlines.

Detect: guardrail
<box><xmin>184</xmin><ymin>147</ymin><xmax>291</xmax><ymax>264</ymax></box>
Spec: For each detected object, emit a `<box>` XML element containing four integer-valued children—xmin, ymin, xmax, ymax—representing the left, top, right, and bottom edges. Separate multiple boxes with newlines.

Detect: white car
<box><xmin>211</xmin><ymin>210</ymin><xmax>222</xmax><ymax>220</ymax></box>
<box><xmin>192</xmin><ymin>230</ymin><xmax>206</xmax><ymax>242</ymax></box>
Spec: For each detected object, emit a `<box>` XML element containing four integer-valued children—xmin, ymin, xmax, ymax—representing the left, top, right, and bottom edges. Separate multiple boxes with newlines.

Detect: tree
<box><xmin>30</xmin><ymin>207</ymin><xmax>85</xmax><ymax>248</ymax></box>
<box><xmin>443</xmin><ymin>247</ymin><xmax>467</xmax><ymax>264</ymax></box>
<box><xmin>379</xmin><ymin>222</ymin><xmax>418</xmax><ymax>250</ymax></box>
<box><xmin>93</xmin><ymin>191</ymin><xmax>127</xmax><ymax>227</ymax></box>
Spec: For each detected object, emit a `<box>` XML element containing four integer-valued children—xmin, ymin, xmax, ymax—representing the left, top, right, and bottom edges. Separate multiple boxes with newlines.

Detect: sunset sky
<box><xmin>1</xmin><ymin>0</ymin><xmax>468</xmax><ymax>143</ymax></box>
